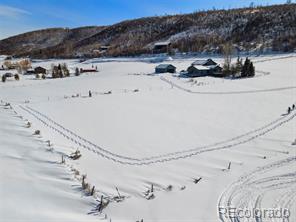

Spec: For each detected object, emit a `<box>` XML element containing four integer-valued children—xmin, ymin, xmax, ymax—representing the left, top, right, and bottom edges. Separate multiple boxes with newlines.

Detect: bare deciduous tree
<box><xmin>222</xmin><ymin>42</ymin><xmax>234</xmax><ymax>75</ymax></box>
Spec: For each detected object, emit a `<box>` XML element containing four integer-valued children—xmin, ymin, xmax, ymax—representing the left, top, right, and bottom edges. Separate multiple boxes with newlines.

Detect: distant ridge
<box><xmin>0</xmin><ymin>3</ymin><xmax>295</xmax><ymax>58</ymax></box>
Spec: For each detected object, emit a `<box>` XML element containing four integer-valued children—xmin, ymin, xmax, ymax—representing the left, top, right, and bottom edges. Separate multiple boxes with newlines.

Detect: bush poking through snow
<box><xmin>144</xmin><ymin>184</ymin><xmax>155</xmax><ymax>200</ymax></box>
<box><xmin>14</xmin><ymin>74</ymin><xmax>20</xmax><ymax>81</ymax></box>
<box><xmin>166</xmin><ymin>185</ymin><xmax>173</xmax><ymax>191</ymax></box>
<box><xmin>227</xmin><ymin>162</ymin><xmax>231</xmax><ymax>170</ymax></box>
<box><xmin>90</xmin><ymin>186</ymin><xmax>95</xmax><ymax>196</ymax></box>
<box><xmin>46</xmin><ymin>140</ymin><xmax>51</xmax><ymax>146</ymax></box>
<box><xmin>193</xmin><ymin>177</ymin><xmax>202</xmax><ymax>184</ymax></box>
<box><xmin>2</xmin><ymin>75</ymin><xmax>6</xmax><ymax>83</ymax></box>
<box><xmin>26</xmin><ymin>122</ymin><xmax>31</xmax><ymax>128</ymax></box>
<box><xmin>97</xmin><ymin>195</ymin><xmax>110</xmax><ymax>213</ymax></box>
<box><xmin>81</xmin><ymin>175</ymin><xmax>88</xmax><ymax>190</ymax></box>
<box><xmin>112</xmin><ymin>187</ymin><xmax>125</xmax><ymax>202</ymax></box>
<box><xmin>69</xmin><ymin>149</ymin><xmax>81</xmax><ymax>160</ymax></box>
<box><xmin>33</xmin><ymin>130</ymin><xmax>41</xmax><ymax>135</ymax></box>
<box><xmin>61</xmin><ymin>155</ymin><xmax>65</xmax><ymax>164</ymax></box>
<box><xmin>71</xmin><ymin>168</ymin><xmax>80</xmax><ymax>177</ymax></box>
<box><xmin>104</xmin><ymin>91</ymin><xmax>112</xmax><ymax>95</ymax></box>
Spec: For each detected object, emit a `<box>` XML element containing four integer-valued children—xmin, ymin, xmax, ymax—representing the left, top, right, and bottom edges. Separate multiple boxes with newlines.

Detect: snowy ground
<box><xmin>0</xmin><ymin>54</ymin><xmax>295</xmax><ymax>222</ymax></box>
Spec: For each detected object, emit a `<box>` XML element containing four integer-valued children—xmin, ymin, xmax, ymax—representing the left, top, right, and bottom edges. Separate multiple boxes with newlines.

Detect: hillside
<box><xmin>0</xmin><ymin>3</ymin><xmax>295</xmax><ymax>58</ymax></box>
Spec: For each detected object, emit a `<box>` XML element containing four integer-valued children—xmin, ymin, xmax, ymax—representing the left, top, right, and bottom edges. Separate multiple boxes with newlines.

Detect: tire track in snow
<box><xmin>20</xmin><ymin>105</ymin><xmax>296</xmax><ymax>166</ymax></box>
<box><xmin>218</xmin><ymin>157</ymin><xmax>296</xmax><ymax>222</ymax></box>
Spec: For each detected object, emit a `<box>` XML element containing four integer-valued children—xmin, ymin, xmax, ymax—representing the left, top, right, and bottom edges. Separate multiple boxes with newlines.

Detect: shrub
<box><xmin>69</xmin><ymin>149</ymin><xmax>82</xmax><ymax>160</ymax></box>
<box><xmin>34</xmin><ymin>130</ymin><xmax>41</xmax><ymax>135</ymax></box>
<box><xmin>2</xmin><ymin>75</ymin><xmax>6</xmax><ymax>82</ymax></box>
<box><xmin>14</xmin><ymin>74</ymin><xmax>20</xmax><ymax>81</ymax></box>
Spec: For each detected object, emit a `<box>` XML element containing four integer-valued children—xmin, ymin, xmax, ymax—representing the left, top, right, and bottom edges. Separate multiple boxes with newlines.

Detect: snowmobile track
<box><xmin>19</xmin><ymin>105</ymin><xmax>296</xmax><ymax>166</ymax></box>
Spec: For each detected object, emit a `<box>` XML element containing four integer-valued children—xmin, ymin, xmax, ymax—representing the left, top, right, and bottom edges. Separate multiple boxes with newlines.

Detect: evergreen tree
<box><xmin>241</xmin><ymin>58</ymin><xmax>248</xmax><ymax>78</ymax></box>
<box><xmin>75</xmin><ymin>67</ymin><xmax>80</xmax><ymax>76</ymax></box>
<box><xmin>241</xmin><ymin>58</ymin><xmax>255</xmax><ymax>78</ymax></box>
<box><xmin>249</xmin><ymin>62</ymin><xmax>255</xmax><ymax>77</ymax></box>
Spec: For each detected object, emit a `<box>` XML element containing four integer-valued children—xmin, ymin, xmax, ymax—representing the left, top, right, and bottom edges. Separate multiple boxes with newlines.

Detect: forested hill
<box><xmin>0</xmin><ymin>3</ymin><xmax>295</xmax><ymax>58</ymax></box>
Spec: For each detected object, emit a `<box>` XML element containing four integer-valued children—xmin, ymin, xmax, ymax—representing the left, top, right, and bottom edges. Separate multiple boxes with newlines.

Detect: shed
<box><xmin>34</xmin><ymin>66</ymin><xmax>47</xmax><ymax>74</ymax></box>
<box><xmin>153</xmin><ymin>41</ymin><xmax>171</xmax><ymax>53</ymax></box>
<box><xmin>155</xmin><ymin>64</ymin><xmax>176</xmax><ymax>74</ymax></box>
<box><xmin>192</xmin><ymin>59</ymin><xmax>217</xmax><ymax>66</ymax></box>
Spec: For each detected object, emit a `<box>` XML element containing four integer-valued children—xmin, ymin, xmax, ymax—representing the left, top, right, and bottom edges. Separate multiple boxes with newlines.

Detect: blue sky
<box><xmin>0</xmin><ymin>0</ymin><xmax>288</xmax><ymax>39</ymax></box>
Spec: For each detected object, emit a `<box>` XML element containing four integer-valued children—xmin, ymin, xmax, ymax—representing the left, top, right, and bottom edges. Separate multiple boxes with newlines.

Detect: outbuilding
<box><xmin>34</xmin><ymin>66</ymin><xmax>47</xmax><ymax>74</ymax></box>
<box><xmin>153</xmin><ymin>41</ymin><xmax>171</xmax><ymax>53</ymax></box>
<box><xmin>155</xmin><ymin>64</ymin><xmax>176</xmax><ymax>74</ymax></box>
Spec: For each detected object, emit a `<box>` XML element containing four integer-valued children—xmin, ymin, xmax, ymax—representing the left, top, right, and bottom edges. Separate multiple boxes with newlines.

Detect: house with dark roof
<box><xmin>155</xmin><ymin>64</ymin><xmax>176</xmax><ymax>73</ymax></box>
<box><xmin>187</xmin><ymin>65</ymin><xmax>211</xmax><ymax>77</ymax></box>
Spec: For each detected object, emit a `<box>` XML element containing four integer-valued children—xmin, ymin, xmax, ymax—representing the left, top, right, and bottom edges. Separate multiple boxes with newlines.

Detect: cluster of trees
<box><xmin>241</xmin><ymin>58</ymin><xmax>255</xmax><ymax>78</ymax></box>
<box><xmin>51</xmin><ymin>63</ymin><xmax>70</xmax><ymax>78</ymax></box>
<box><xmin>223</xmin><ymin>57</ymin><xmax>255</xmax><ymax>78</ymax></box>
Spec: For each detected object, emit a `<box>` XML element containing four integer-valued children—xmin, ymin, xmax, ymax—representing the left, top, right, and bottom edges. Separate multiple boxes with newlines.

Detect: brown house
<box><xmin>153</xmin><ymin>41</ymin><xmax>171</xmax><ymax>54</ymax></box>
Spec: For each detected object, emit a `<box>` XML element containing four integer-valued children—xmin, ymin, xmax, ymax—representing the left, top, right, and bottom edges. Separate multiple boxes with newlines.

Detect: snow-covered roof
<box><xmin>191</xmin><ymin>65</ymin><xmax>210</xmax><ymax>70</ymax></box>
<box><xmin>156</xmin><ymin>64</ymin><xmax>175</xmax><ymax>69</ymax></box>
<box><xmin>207</xmin><ymin>65</ymin><xmax>221</xmax><ymax>69</ymax></box>
<box><xmin>154</xmin><ymin>41</ymin><xmax>171</xmax><ymax>46</ymax></box>
<box><xmin>192</xmin><ymin>60</ymin><xmax>209</xmax><ymax>66</ymax></box>
<box><xmin>192</xmin><ymin>59</ymin><xmax>216</xmax><ymax>66</ymax></box>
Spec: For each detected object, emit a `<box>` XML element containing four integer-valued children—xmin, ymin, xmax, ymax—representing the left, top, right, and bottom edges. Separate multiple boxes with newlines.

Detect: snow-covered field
<box><xmin>0</xmin><ymin>54</ymin><xmax>295</xmax><ymax>222</ymax></box>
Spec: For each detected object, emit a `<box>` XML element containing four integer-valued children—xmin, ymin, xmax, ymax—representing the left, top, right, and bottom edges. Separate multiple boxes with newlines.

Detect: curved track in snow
<box><xmin>20</xmin><ymin>105</ymin><xmax>296</xmax><ymax>166</ymax></box>
<box><xmin>160</xmin><ymin>77</ymin><xmax>296</xmax><ymax>95</ymax></box>
<box><xmin>218</xmin><ymin>156</ymin><xmax>296</xmax><ymax>222</ymax></box>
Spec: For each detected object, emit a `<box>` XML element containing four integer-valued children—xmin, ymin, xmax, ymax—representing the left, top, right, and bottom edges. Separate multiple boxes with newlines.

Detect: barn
<box><xmin>155</xmin><ymin>64</ymin><xmax>176</xmax><ymax>73</ymax></box>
